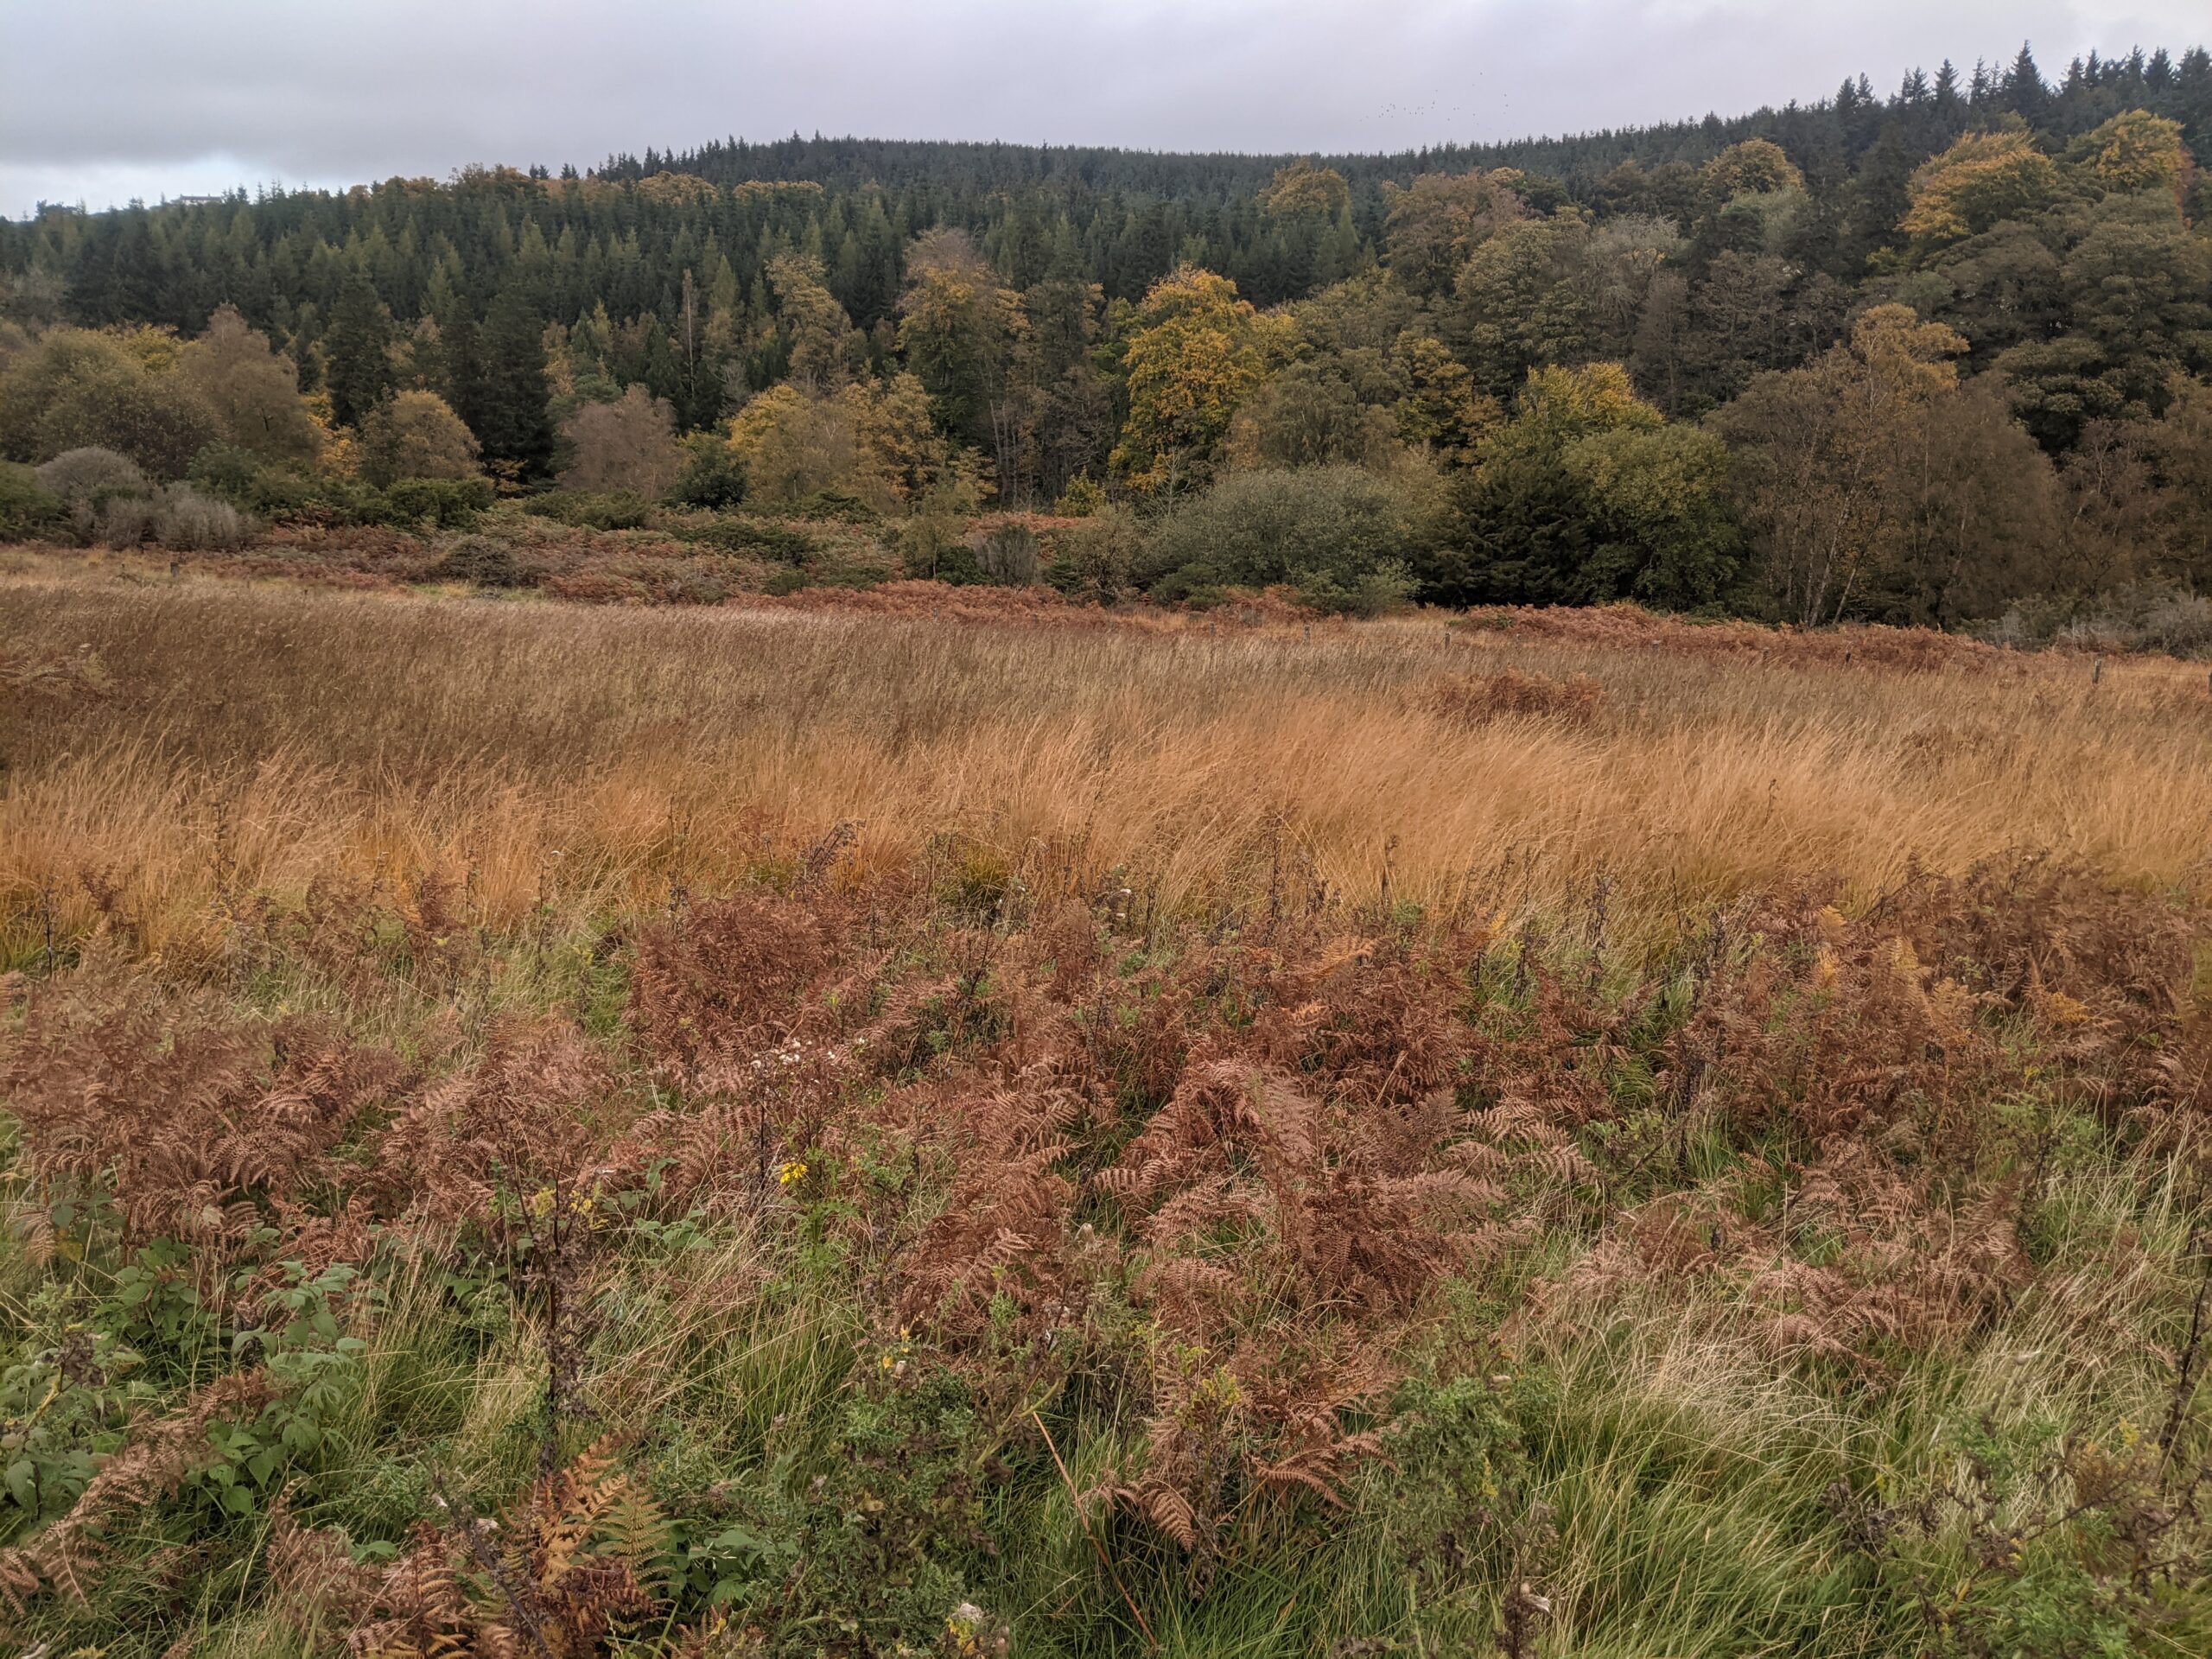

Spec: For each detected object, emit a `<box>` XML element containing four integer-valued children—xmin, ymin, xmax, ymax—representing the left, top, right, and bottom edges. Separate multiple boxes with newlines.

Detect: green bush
<box><xmin>671</xmin><ymin>515</ymin><xmax>817</xmax><ymax>563</ymax></box>
<box><xmin>382</xmin><ymin>476</ymin><xmax>493</xmax><ymax>531</ymax></box>
<box><xmin>184</xmin><ymin>447</ymin><xmax>491</xmax><ymax>533</ymax></box>
<box><xmin>671</xmin><ymin>439</ymin><xmax>747</xmax><ymax>510</ymax></box>
<box><xmin>790</xmin><ymin>488</ymin><xmax>881</xmax><ymax>524</ymax></box>
<box><xmin>897</xmin><ymin>512</ymin><xmax>976</xmax><ymax>582</ymax></box>
<box><xmin>1141</xmin><ymin>466</ymin><xmax>1427</xmax><ymax>607</ymax></box>
<box><xmin>1147</xmin><ymin>558</ymin><xmax>1226</xmax><ymax>607</ymax></box>
<box><xmin>182</xmin><ymin>442</ymin><xmax>267</xmax><ymax>505</ymax></box>
<box><xmin>1295</xmin><ymin>557</ymin><xmax>1420</xmax><ymax>618</ymax></box>
<box><xmin>526</xmin><ymin>490</ymin><xmax>652</xmax><ymax>531</ymax></box>
<box><xmin>1046</xmin><ymin>505</ymin><xmax>1144</xmax><ymax>601</ymax></box>
<box><xmin>427</xmin><ymin>534</ymin><xmax>527</xmax><ymax>588</ymax></box>
<box><xmin>0</xmin><ymin>461</ymin><xmax>63</xmax><ymax>540</ymax></box>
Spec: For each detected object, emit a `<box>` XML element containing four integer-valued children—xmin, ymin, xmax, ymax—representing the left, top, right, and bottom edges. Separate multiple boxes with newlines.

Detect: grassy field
<box><xmin>1</xmin><ymin>556</ymin><xmax>2209</xmax><ymax>1657</ymax></box>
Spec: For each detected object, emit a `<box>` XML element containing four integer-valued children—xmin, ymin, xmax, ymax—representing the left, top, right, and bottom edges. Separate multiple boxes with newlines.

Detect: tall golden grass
<box><xmin>5</xmin><ymin>558</ymin><xmax>2211</xmax><ymax>963</ymax></box>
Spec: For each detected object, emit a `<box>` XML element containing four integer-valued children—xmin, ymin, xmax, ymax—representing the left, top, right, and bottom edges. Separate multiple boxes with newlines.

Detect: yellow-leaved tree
<box><xmin>1259</xmin><ymin>159</ymin><xmax>1351</xmax><ymax>223</ymax></box>
<box><xmin>766</xmin><ymin>253</ymin><xmax>861</xmax><ymax>391</ymax></box>
<box><xmin>1109</xmin><ymin>267</ymin><xmax>1274</xmax><ymax>500</ymax></box>
<box><xmin>2069</xmin><ymin>110</ymin><xmax>2196</xmax><ymax>206</ymax></box>
<box><xmin>1900</xmin><ymin>129</ymin><xmax>2067</xmax><ymax>249</ymax></box>
<box><xmin>1700</xmin><ymin>138</ymin><xmax>1805</xmax><ymax>199</ymax></box>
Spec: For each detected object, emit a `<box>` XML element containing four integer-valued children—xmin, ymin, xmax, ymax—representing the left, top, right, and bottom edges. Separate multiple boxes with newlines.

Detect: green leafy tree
<box><xmin>357</xmin><ymin>389</ymin><xmax>482</xmax><ymax>486</ymax></box>
<box><xmin>0</xmin><ymin>328</ymin><xmax>218</xmax><ymax>479</ymax></box>
<box><xmin>2068</xmin><ymin>110</ymin><xmax>2195</xmax><ymax>200</ymax></box>
<box><xmin>1259</xmin><ymin>159</ymin><xmax>1351</xmax><ymax>223</ymax></box>
<box><xmin>1421</xmin><ymin>364</ymin><xmax>1700</xmax><ymax>607</ymax></box>
<box><xmin>895</xmin><ymin>230</ymin><xmax>1019</xmax><ymax>449</ymax></box>
<box><xmin>1561</xmin><ymin>423</ymin><xmax>1744</xmax><ymax>607</ymax></box>
<box><xmin>1225</xmin><ymin>361</ymin><xmax>1395</xmax><ymax>469</ymax></box>
<box><xmin>768</xmin><ymin>253</ymin><xmax>859</xmax><ymax>391</ymax></box>
<box><xmin>177</xmin><ymin>305</ymin><xmax>321</xmax><ymax>468</ymax></box>
<box><xmin>1383</xmin><ymin>170</ymin><xmax>1527</xmax><ymax>298</ymax></box>
<box><xmin>1449</xmin><ymin>219</ymin><xmax>1596</xmax><ymax>399</ymax></box>
<box><xmin>1902</xmin><ymin>129</ymin><xmax>2069</xmax><ymax>251</ymax></box>
<box><xmin>1714</xmin><ymin>304</ymin><xmax>2056</xmax><ymax>626</ymax></box>
<box><xmin>1701</xmin><ymin>139</ymin><xmax>1805</xmax><ymax>199</ymax></box>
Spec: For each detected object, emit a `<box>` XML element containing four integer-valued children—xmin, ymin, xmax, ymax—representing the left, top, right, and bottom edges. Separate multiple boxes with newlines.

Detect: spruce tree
<box><xmin>1933</xmin><ymin>60</ymin><xmax>1962</xmax><ymax>112</ymax></box>
<box><xmin>2005</xmin><ymin>42</ymin><xmax>2049</xmax><ymax>120</ymax></box>
<box><xmin>469</xmin><ymin>283</ymin><xmax>553</xmax><ymax>477</ymax></box>
<box><xmin>323</xmin><ymin>276</ymin><xmax>395</xmax><ymax>428</ymax></box>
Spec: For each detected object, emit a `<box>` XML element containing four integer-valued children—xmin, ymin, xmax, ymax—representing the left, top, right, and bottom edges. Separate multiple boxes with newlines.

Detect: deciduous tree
<box><xmin>177</xmin><ymin>305</ymin><xmax>321</xmax><ymax>468</ymax></box>
<box><xmin>1109</xmin><ymin>267</ymin><xmax>1272</xmax><ymax>499</ymax></box>
<box><xmin>556</xmin><ymin>384</ymin><xmax>683</xmax><ymax>497</ymax></box>
<box><xmin>357</xmin><ymin>389</ymin><xmax>482</xmax><ymax>486</ymax></box>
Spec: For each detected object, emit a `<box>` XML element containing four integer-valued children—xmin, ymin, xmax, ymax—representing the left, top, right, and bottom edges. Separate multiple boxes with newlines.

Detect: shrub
<box><xmin>151</xmin><ymin>486</ymin><xmax>252</xmax><ymax>551</ymax></box>
<box><xmin>181</xmin><ymin>448</ymin><xmax>488</xmax><ymax>531</ymax></box>
<box><xmin>184</xmin><ymin>441</ymin><xmax>269</xmax><ymax>505</ymax></box>
<box><xmin>897</xmin><ymin>511</ymin><xmax>976</xmax><ymax>582</ymax></box>
<box><xmin>90</xmin><ymin>492</ymin><xmax>157</xmax><ymax>546</ymax></box>
<box><xmin>1297</xmin><ymin>557</ymin><xmax>1420</xmax><ymax>619</ymax></box>
<box><xmin>1141</xmin><ymin>465</ymin><xmax>1427</xmax><ymax>603</ymax></box>
<box><xmin>790</xmin><ymin>488</ymin><xmax>882</xmax><ymax>524</ymax></box>
<box><xmin>972</xmin><ymin>522</ymin><xmax>1040</xmax><ymax>586</ymax></box>
<box><xmin>1048</xmin><ymin>504</ymin><xmax>1143</xmax><ymax>601</ymax></box>
<box><xmin>675</xmin><ymin>515</ymin><xmax>816</xmax><ymax>563</ymax></box>
<box><xmin>427</xmin><ymin>534</ymin><xmax>526</xmax><ymax>588</ymax></box>
<box><xmin>1054</xmin><ymin>474</ymin><xmax>1107</xmax><ymax>516</ymax></box>
<box><xmin>2064</xmin><ymin>587</ymin><xmax>2212</xmax><ymax>658</ymax></box>
<box><xmin>671</xmin><ymin>438</ymin><xmax>747</xmax><ymax>510</ymax></box>
<box><xmin>1148</xmin><ymin>559</ymin><xmax>1226</xmax><ymax>607</ymax></box>
<box><xmin>0</xmin><ymin>460</ymin><xmax>64</xmax><ymax>540</ymax></box>
<box><xmin>528</xmin><ymin>490</ymin><xmax>654</xmax><ymax>531</ymax></box>
<box><xmin>35</xmin><ymin>447</ymin><xmax>153</xmax><ymax>543</ymax></box>
<box><xmin>35</xmin><ymin>445</ymin><xmax>150</xmax><ymax>505</ymax></box>
<box><xmin>383</xmin><ymin>475</ymin><xmax>493</xmax><ymax>531</ymax></box>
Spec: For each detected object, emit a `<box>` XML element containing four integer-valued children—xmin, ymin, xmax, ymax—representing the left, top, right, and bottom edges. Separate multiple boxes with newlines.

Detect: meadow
<box><xmin>2</xmin><ymin>556</ymin><xmax>2209</xmax><ymax>1657</ymax></box>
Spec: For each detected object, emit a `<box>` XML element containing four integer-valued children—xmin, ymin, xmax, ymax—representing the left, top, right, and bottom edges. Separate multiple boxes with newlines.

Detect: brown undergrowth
<box><xmin>1</xmin><ymin>842</ymin><xmax>2208</xmax><ymax>1652</ymax></box>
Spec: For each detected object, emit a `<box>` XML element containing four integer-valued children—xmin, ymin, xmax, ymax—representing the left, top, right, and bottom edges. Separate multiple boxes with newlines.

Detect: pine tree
<box><xmin>1933</xmin><ymin>60</ymin><xmax>1962</xmax><ymax>111</ymax></box>
<box><xmin>469</xmin><ymin>283</ymin><xmax>554</xmax><ymax>476</ymax></box>
<box><xmin>323</xmin><ymin>275</ymin><xmax>394</xmax><ymax>428</ymax></box>
<box><xmin>2005</xmin><ymin>43</ymin><xmax>2049</xmax><ymax>119</ymax></box>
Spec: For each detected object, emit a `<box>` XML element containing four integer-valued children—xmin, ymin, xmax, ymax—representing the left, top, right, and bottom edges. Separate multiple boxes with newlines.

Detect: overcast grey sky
<box><xmin>2</xmin><ymin>1</ymin><xmax>2204</xmax><ymax>217</ymax></box>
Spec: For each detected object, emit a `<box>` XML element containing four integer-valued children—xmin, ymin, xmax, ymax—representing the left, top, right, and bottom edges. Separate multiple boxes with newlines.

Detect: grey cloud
<box><xmin>2</xmin><ymin>0</ymin><xmax>2205</xmax><ymax>214</ymax></box>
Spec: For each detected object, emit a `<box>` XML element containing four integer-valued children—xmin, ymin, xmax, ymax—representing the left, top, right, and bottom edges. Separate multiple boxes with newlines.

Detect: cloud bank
<box><xmin>3</xmin><ymin>1</ymin><xmax>2203</xmax><ymax>214</ymax></box>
